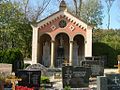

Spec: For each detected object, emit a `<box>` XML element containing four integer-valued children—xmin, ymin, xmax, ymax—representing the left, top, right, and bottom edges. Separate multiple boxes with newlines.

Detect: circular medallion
<box><xmin>59</xmin><ymin>20</ymin><xmax>67</xmax><ymax>28</ymax></box>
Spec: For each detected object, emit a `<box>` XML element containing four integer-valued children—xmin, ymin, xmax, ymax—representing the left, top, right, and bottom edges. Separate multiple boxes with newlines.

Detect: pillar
<box><xmin>50</xmin><ymin>41</ymin><xmax>55</xmax><ymax>68</ymax></box>
<box><xmin>31</xmin><ymin>24</ymin><xmax>38</xmax><ymax>64</ymax></box>
<box><xmin>118</xmin><ymin>55</ymin><xmax>120</xmax><ymax>73</ymax></box>
<box><xmin>85</xmin><ymin>26</ymin><xmax>93</xmax><ymax>57</ymax></box>
<box><xmin>69</xmin><ymin>41</ymin><xmax>73</xmax><ymax>66</ymax></box>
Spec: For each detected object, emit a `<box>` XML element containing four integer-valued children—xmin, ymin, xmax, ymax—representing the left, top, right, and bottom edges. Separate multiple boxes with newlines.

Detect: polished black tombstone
<box><xmin>15</xmin><ymin>70</ymin><xmax>41</xmax><ymax>88</ymax></box>
<box><xmin>107</xmin><ymin>74</ymin><xmax>120</xmax><ymax>90</ymax></box>
<box><xmin>62</xmin><ymin>66</ymin><xmax>73</xmax><ymax>88</ymax></box>
<box><xmin>62</xmin><ymin>66</ymin><xmax>91</xmax><ymax>88</ymax></box>
<box><xmin>97</xmin><ymin>74</ymin><xmax>120</xmax><ymax>90</ymax></box>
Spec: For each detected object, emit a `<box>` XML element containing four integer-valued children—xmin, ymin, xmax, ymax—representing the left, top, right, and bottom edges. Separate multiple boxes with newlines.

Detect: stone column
<box><xmin>69</xmin><ymin>41</ymin><xmax>73</xmax><ymax>66</ymax></box>
<box><xmin>85</xmin><ymin>26</ymin><xmax>93</xmax><ymax>57</ymax></box>
<box><xmin>118</xmin><ymin>55</ymin><xmax>120</xmax><ymax>73</ymax></box>
<box><xmin>50</xmin><ymin>41</ymin><xmax>55</xmax><ymax>68</ymax></box>
<box><xmin>31</xmin><ymin>24</ymin><xmax>38</xmax><ymax>64</ymax></box>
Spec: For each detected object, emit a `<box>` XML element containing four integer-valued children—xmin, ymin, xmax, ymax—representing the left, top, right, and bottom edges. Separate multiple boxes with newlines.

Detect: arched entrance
<box><xmin>55</xmin><ymin>33</ymin><xmax>69</xmax><ymax>68</ymax></box>
<box><xmin>39</xmin><ymin>34</ymin><xmax>51</xmax><ymax>67</ymax></box>
<box><xmin>73</xmin><ymin>35</ymin><xmax>85</xmax><ymax>66</ymax></box>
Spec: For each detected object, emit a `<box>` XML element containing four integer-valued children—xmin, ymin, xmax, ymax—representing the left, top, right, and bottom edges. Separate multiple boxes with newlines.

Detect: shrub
<box><xmin>41</xmin><ymin>76</ymin><xmax>50</xmax><ymax>84</ymax></box>
<box><xmin>0</xmin><ymin>48</ymin><xmax>24</xmax><ymax>71</ymax></box>
<box><xmin>93</xmin><ymin>42</ymin><xmax>117</xmax><ymax>68</ymax></box>
<box><xmin>64</xmin><ymin>86</ymin><xmax>71</xmax><ymax>90</ymax></box>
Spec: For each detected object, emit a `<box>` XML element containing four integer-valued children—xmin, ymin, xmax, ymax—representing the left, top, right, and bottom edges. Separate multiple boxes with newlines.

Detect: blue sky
<box><xmin>30</xmin><ymin>0</ymin><xmax>120</xmax><ymax>29</ymax></box>
<box><xmin>101</xmin><ymin>0</ymin><xmax>120</xmax><ymax>29</ymax></box>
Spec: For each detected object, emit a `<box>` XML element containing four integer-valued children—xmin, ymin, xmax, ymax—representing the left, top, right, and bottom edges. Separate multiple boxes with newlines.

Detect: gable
<box><xmin>37</xmin><ymin>11</ymin><xmax>88</xmax><ymax>30</ymax></box>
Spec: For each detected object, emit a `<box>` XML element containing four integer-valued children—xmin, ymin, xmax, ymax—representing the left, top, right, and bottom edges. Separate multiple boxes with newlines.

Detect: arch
<box><xmin>73</xmin><ymin>33</ymin><xmax>85</xmax><ymax>41</ymax></box>
<box><xmin>54</xmin><ymin>31</ymin><xmax>71</xmax><ymax>41</ymax></box>
<box><xmin>54</xmin><ymin>33</ymin><xmax>69</xmax><ymax>67</ymax></box>
<box><xmin>38</xmin><ymin>34</ymin><xmax>52</xmax><ymax>67</ymax></box>
<box><xmin>73</xmin><ymin>34</ymin><xmax>85</xmax><ymax>66</ymax></box>
<box><xmin>39</xmin><ymin>33</ymin><xmax>52</xmax><ymax>41</ymax></box>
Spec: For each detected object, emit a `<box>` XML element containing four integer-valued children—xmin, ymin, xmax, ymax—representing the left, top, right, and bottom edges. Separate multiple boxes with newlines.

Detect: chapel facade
<box><xmin>31</xmin><ymin>0</ymin><xmax>93</xmax><ymax>68</ymax></box>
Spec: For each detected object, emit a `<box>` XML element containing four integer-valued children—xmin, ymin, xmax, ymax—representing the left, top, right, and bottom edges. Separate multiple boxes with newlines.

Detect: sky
<box><xmin>101</xmin><ymin>0</ymin><xmax>120</xmax><ymax>29</ymax></box>
<box><xmin>30</xmin><ymin>0</ymin><xmax>120</xmax><ymax>29</ymax></box>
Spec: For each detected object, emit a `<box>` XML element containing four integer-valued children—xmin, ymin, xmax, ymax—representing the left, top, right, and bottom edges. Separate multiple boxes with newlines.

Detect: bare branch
<box><xmin>29</xmin><ymin>0</ymin><xmax>52</xmax><ymax>22</ymax></box>
<box><xmin>105</xmin><ymin>0</ymin><xmax>115</xmax><ymax>30</ymax></box>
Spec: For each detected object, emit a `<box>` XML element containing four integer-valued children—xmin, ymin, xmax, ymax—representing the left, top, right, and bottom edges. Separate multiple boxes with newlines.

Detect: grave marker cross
<box><xmin>5</xmin><ymin>75</ymin><xmax>22</xmax><ymax>90</ymax></box>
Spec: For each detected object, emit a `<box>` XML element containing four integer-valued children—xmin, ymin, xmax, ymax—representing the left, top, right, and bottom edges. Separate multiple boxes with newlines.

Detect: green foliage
<box><xmin>0</xmin><ymin>1</ymin><xmax>32</xmax><ymax>58</ymax></box>
<box><xmin>80</xmin><ymin>0</ymin><xmax>103</xmax><ymax>26</ymax></box>
<box><xmin>93</xmin><ymin>29</ymin><xmax>120</xmax><ymax>68</ymax></box>
<box><xmin>0</xmin><ymin>49</ymin><xmax>24</xmax><ymax>71</ymax></box>
<box><xmin>24</xmin><ymin>63</ymin><xmax>31</xmax><ymax>69</ymax></box>
<box><xmin>93</xmin><ymin>29</ymin><xmax>120</xmax><ymax>51</ymax></box>
<box><xmin>69</xmin><ymin>0</ymin><xmax>103</xmax><ymax>27</ymax></box>
<box><xmin>64</xmin><ymin>86</ymin><xmax>71</xmax><ymax>90</ymax></box>
<box><xmin>41</xmin><ymin>76</ymin><xmax>50</xmax><ymax>84</ymax></box>
<box><xmin>93</xmin><ymin>42</ymin><xmax>118</xmax><ymax>68</ymax></box>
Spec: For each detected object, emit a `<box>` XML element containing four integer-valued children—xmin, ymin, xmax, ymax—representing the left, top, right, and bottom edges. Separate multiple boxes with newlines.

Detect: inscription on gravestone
<box><xmin>62</xmin><ymin>66</ymin><xmax>91</xmax><ymax>88</ymax></box>
<box><xmin>82</xmin><ymin>60</ymin><xmax>104</xmax><ymax>77</ymax></box>
<box><xmin>15</xmin><ymin>70</ymin><xmax>41</xmax><ymax>88</ymax></box>
<box><xmin>97</xmin><ymin>74</ymin><xmax>120</xmax><ymax>90</ymax></box>
<box><xmin>107</xmin><ymin>74</ymin><xmax>120</xmax><ymax>90</ymax></box>
<box><xmin>62</xmin><ymin>66</ymin><xmax>73</xmax><ymax>87</ymax></box>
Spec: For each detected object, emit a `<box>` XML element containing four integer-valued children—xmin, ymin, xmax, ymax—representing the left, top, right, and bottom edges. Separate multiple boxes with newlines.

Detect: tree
<box><xmin>0</xmin><ymin>0</ymin><xmax>24</xmax><ymax>50</ymax></box>
<box><xmin>16</xmin><ymin>0</ymin><xmax>52</xmax><ymax>23</ymax></box>
<box><xmin>0</xmin><ymin>0</ymin><xmax>52</xmax><ymax>58</ymax></box>
<box><xmin>70</xmin><ymin>0</ymin><xmax>103</xmax><ymax>27</ymax></box>
<box><xmin>80</xmin><ymin>0</ymin><xmax>103</xmax><ymax>27</ymax></box>
<box><xmin>0</xmin><ymin>49</ymin><xmax>24</xmax><ymax>71</ymax></box>
<box><xmin>73</xmin><ymin>0</ymin><xmax>82</xmax><ymax>16</ymax></box>
<box><xmin>105</xmin><ymin>0</ymin><xmax>115</xmax><ymax>30</ymax></box>
<box><xmin>92</xmin><ymin>29</ymin><xmax>104</xmax><ymax>42</ymax></box>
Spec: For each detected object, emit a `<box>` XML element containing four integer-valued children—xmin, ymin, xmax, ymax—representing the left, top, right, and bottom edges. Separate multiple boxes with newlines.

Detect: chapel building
<box><xmin>31</xmin><ymin>0</ymin><xmax>93</xmax><ymax>68</ymax></box>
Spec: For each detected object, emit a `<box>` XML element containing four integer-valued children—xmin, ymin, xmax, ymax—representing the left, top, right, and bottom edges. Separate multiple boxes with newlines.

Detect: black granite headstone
<box><xmin>107</xmin><ymin>74</ymin><xmax>120</xmax><ymax>90</ymax></box>
<box><xmin>97</xmin><ymin>74</ymin><xmax>120</xmax><ymax>90</ymax></box>
<box><xmin>15</xmin><ymin>70</ymin><xmax>41</xmax><ymax>88</ymax></box>
<box><xmin>82</xmin><ymin>60</ymin><xmax>104</xmax><ymax>77</ymax></box>
<box><xmin>62</xmin><ymin>66</ymin><xmax>91</xmax><ymax>88</ymax></box>
<box><xmin>62</xmin><ymin>66</ymin><xmax>73</xmax><ymax>88</ymax></box>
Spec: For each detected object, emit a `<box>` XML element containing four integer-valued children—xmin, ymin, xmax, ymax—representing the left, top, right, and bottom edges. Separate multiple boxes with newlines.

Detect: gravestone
<box><xmin>62</xmin><ymin>66</ymin><xmax>91</xmax><ymax>88</ymax></box>
<box><xmin>25</xmin><ymin>63</ymin><xmax>47</xmax><ymax>76</ymax></box>
<box><xmin>107</xmin><ymin>74</ymin><xmax>120</xmax><ymax>90</ymax></box>
<box><xmin>15</xmin><ymin>70</ymin><xmax>41</xmax><ymax>88</ymax></box>
<box><xmin>97</xmin><ymin>74</ymin><xmax>120</xmax><ymax>90</ymax></box>
<box><xmin>0</xmin><ymin>64</ymin><xmax>12</xmax><ymax>73</ymax></box>
<box><xmin>97</xmin><ymin>76</ymin><xmax>107</xmax><ymax>90</ymax></box>
<box><xmin>82</xmin><ymin>60</ymin><xmax>104</xmax><ymax>77</ymax></box>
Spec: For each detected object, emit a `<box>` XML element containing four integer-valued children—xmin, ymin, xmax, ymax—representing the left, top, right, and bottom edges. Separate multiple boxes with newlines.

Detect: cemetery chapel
<box><xmin>31</xmin><ymin>0</ymin><xmax>93</xmax><ymax>68</ymax></box>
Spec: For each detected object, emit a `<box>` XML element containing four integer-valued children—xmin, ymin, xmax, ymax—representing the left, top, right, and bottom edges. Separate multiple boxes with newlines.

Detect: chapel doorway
<box><xmin>39</xmin><ymin>34</ymin><xmax>51</xmax><ymax>67</ymax></box>
<box><xmin>73</xmin><ymin>35</ymin><xmax>85</xmax><ymax>66</ymax></box>
<box><xmin>55</xmin><ymin>33</ymin><xmax>69</xmax><ymax>68</ymax></box>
